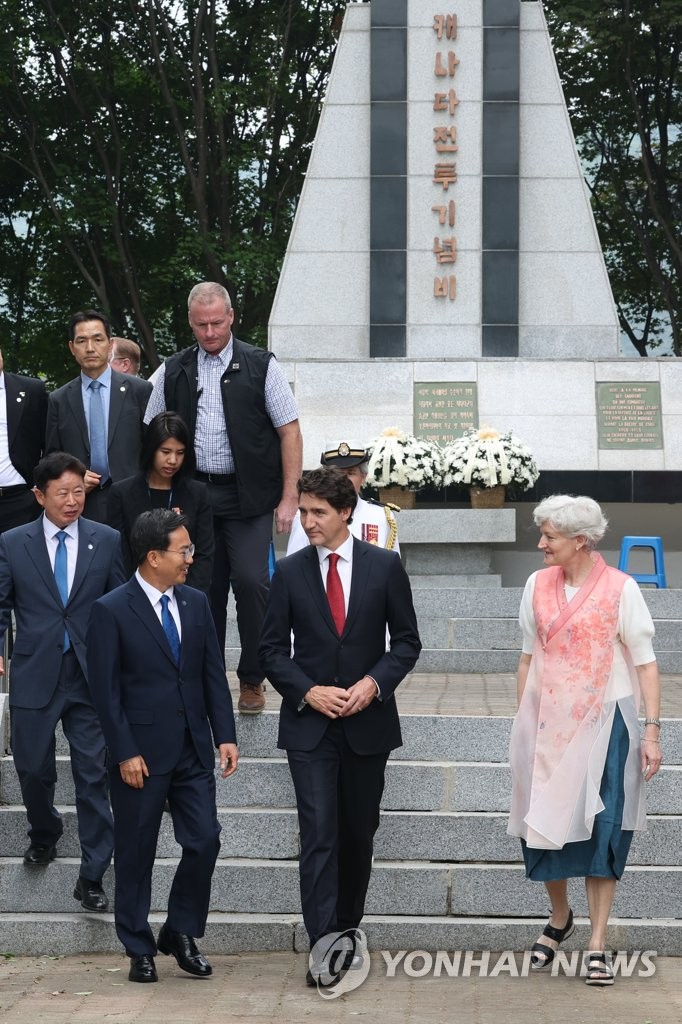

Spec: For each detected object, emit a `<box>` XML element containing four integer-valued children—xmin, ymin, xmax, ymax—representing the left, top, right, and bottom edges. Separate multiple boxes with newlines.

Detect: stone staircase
<box><xmin>224</xmin><ymin>586</ymin><xmax>682</xmax><ymax>674</ymax></box>
<box><xmin>1</xmin><ymin>705</ymin><xmax>681</xmax><ymax>955</ymax></box>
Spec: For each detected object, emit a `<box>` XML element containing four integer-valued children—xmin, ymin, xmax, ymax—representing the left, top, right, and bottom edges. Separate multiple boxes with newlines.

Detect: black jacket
<box><xmin>3</xmin><ymin>371</ymin><xmax>47</xmax><ymax>485</ymax></box>
<box><xmin>108</xmin><ymin>473</ymin><xmax>214</xmax><ymax>592</ymax></box>
<box><xmin>163</xmin><ymin>339</ymin><xmax>283</xmax><ymax>518</ymax></box>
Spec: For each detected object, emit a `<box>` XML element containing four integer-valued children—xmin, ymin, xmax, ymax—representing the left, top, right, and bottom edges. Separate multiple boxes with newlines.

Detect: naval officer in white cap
<box><xmin>286</xmin><ymin>441</ymin><xmax>400</xmax><ymax>556</ymax></box>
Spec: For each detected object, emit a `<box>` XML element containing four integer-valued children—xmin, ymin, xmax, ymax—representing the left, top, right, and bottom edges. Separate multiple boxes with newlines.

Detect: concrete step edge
<box><xmin>1</xmin><ymin>805</ymin><xmax>681</xmax><ymax>819</ymax></box>
<box><xmin>3</xmin><ymin>856</ymin><xmax>682</xmax><ymax>871</ymax></box>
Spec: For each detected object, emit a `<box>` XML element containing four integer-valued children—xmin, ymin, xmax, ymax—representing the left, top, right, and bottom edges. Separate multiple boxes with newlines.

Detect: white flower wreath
<box><xmin>442</xmin><ymin>426</ymin><xmax>539</xmax><ymax>491</ymax></box>
<box><xmin>366</xmin><ymin>427</ymin><xmax>444</xmax><ymax>491</ymax></box>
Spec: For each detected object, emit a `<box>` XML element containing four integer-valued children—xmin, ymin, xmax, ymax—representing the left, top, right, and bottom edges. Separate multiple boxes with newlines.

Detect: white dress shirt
<box><xmin>134</xmin><ymin>570</ymin><xmax>182</xmax><ymax>640</ymax></box>
<box><xmin>42</xmin><ymin>516</ymin><xmax>79</xmax><ymax>596</ymax></box>
<box><xmin>316</xmin><ymin>532</ymin><xmax>354</xmax><ymax>615</ymax></box>
<box><xmin>312</xmin><ymin>532</ymin><xmax>380</xmax><ymax>700</ymax></box>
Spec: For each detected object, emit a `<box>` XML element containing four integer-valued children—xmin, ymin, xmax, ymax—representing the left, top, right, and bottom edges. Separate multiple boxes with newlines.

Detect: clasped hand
<box><xmin>304</xmin><ymin>677</ymin><xmax>377</xmax><ymax>719</ymax></box>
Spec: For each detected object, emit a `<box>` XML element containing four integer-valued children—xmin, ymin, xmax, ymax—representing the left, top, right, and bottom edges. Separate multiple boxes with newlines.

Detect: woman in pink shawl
<box><xmin>508</xmin><ymin>495</ymin><xmax>662</xmax><ymax>986</ymax></box>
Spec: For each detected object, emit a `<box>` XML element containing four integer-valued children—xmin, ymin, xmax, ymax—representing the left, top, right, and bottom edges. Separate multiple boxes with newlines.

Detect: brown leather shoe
<box><xmin>238</xmin><ymin>682</ymin><xmax>265</xmax><ymax>714</ymax></box>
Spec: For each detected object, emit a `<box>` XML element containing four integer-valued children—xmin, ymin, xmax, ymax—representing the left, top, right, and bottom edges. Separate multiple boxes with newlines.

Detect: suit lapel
<box><xmin>344</xmin><ymin>539</ymin><xmax>371</xmax><ymax>636</ymax></box>
<box><xmin>301</xmin><ymin>546</ymin><xmax>338</xmax><ymax>636</ymax></box>
<box><xmin>68</xmin><ymin>520</ymin><xmax>99</xmax><ymax>603</ymax></box>
<box><xmin>301</xmin><ymin>542</ymin><xmax>368</xmax><ymax>638</ymax></box>
<box><xmin>107</xmin><ymin>370</ymin><xmax>128</xmax><ymax>449</ymax></box>
<box><xmin>126</xmin><ymin>576</ymin><xmax>179</xmax><ymax>668</ymax></box>
<box><xmin>23</xmin><ymin>518</ymin><xmax>62</xmax><ymax>606</ymax></box>
<box><xmin>4</xmin><ymin>373</ymin><xmax>27</xmax><ymax>449</ymax></box>
<box><xmin>176</xmin><ymin>586</ymin><xmax>192</xmax><ymax>669</ymax></box>
<box><xmin>65</xmin><ymin>379</ymin><xmax>90</xmax><ymax>454</ymax></box>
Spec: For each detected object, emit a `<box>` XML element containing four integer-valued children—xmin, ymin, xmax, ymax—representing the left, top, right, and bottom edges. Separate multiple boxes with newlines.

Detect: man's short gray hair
<box><xmin>532</xmin><ymin>494</ymin><xmax>608</xmax><ymax>548</ymax></box>
<box><xmin>187</xmin><ymin>282</ymin><xmax>232</xmax><ymax>312</ymax></box>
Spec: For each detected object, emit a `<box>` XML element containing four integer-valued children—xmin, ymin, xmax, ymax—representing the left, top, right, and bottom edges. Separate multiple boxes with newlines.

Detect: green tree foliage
<box><xmin>545</xmin><ymin>0</ymin><xmax>682</xmax><ymax>355</ymax></box>
<box><xmin>0</xmin><ymin>0</ymin><xmax>343</xmax><ymax>382</ymax></box>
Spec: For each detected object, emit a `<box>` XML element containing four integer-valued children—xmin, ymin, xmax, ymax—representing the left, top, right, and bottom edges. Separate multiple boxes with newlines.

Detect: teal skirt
<box><xmin>521</xmin><ymin>705</ymin><xmax>634</xmax><ymax>881</ymax></box>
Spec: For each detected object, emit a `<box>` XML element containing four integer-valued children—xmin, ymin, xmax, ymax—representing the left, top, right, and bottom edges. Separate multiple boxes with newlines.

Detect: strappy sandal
<box><xmin>530</xmin><ymin>908</ymin><xmax>575</xmax><ymax>970</ymax></box>
<box><xmin>585</xmin><ymin>951</ymin><xmax>614</xmax><ymax>986</ymax></box>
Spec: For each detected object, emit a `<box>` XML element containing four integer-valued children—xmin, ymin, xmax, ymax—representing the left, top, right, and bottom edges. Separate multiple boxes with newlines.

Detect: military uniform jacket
<box><xmin>286</xmin><ymin>494</ymin><xmax>399</xmax><ymax>556</ymax></box>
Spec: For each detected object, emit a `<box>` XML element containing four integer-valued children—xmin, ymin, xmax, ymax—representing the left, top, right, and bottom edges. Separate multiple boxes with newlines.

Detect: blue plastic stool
<box><xmin>618</xmin><ymin>536</ymin><xmax>667</xmax><ymax>588</ymax></box>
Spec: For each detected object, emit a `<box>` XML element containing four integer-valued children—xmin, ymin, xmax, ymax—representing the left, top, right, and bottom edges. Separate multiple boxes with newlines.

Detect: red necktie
<box><xmin>326</xmin><ymin>553</ymin><xmax>346</xmax><ymax>634</ymax></box>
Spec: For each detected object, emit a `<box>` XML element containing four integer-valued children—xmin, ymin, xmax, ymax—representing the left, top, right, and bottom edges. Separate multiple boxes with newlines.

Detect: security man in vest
<box><xmin>144</xmin><ymin>282</ymin><xmax>302</xmax><ymax>714</ymax></box>
<box><xmin>286</xmin><ymin>442</ymin><xmax>400</xmax><ymax>556</ymax></box>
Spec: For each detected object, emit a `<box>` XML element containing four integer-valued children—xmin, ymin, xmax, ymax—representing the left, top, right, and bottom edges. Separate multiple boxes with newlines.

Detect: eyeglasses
<box><xmin>162</xmin><ymin>544</ymin><xmax>195</xmax><ymax>561</ymax></box>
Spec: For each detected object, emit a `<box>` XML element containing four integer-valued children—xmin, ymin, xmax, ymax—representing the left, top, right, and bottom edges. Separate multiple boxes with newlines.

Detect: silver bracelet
<box><xmin>643</xmin><ymin>717</ymin><xmax>661</xmax><ymax>729</ymax></box>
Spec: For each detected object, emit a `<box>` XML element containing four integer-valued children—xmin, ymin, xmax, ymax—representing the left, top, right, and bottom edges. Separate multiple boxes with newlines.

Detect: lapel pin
<box><xmin>16</xmin><ymin>397</ymin><xmax>22</xmax><ymax>402</ymax></box>
<box><xmin>88</xmin><ymin>543</ymin><xmax>94</xmax><ymax>550</ymax></box>
<box><xmin>120</xmin><ymin>386</ymin><xmax>126</xmax><ymax>392</ymax></box>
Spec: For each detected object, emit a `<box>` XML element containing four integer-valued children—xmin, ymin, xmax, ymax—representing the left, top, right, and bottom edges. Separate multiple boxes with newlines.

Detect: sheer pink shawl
<box><xmin>508</xmin><ymin>555</ymin><xmax>644</xmax><ymax>849</ymax></box>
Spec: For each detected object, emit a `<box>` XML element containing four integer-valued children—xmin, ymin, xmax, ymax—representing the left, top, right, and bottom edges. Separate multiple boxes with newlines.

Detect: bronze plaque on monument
<box><xmin>597</xmin><ymin>382</ymin><xmax>663</xmax><ymax>449</ymax></box>
<box><xmin>414</xmin><ymin>382</ymin><xmax>478</xmax><ymax>445</ymax></box>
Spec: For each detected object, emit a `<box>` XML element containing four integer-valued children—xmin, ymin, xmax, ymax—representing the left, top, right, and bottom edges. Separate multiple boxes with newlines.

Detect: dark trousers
<box><xmin>10</xmin><ymin>649</ymin><xmax>113</xmax><ymax>881</ymax></box>
<box><xmin>287</xmin><ymin>720</ymin><xmax>389</xmax><ymax>947</ymax></box>
<box><xmin>206</xmin><ymin>481</ymin><xmax>271</xmax><ymax>683</ymax></box>
<box><xmin>0</xmin><ymin>487</ymin><xmax>40</xmax><ymax>533</ymax></box>
<box><xmin>83</xmin><ymin>485</ymin><xmax>112</xmax><ymax>525</ymax></box>
<box><xmin>109</xmin><ymin>731</ymin><xmax>221</xmax><ymax>957</ymax></box>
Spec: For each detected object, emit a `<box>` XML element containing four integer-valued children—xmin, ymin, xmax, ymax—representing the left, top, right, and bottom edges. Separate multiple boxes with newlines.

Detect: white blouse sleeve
<box><xmin>618</xmin><ymin>576</ymin><xmax>656</xmax><ymax>665</ymax></box>
<box><xmin>285</xmin><ymin>512</ymin><xmax>308</xmax><ymax>556</ymax></box>
<box><xmin>519</xmin><ymin>573</ymin><xmax>539</xmax><ymax>655</ymax></box>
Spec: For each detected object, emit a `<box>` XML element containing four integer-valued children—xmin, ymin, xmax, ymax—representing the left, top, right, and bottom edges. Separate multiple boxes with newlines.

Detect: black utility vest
<box><xmin>163</xmin><ymin>339</ymin><xmax>283</xmax><ymax>518</ymax></box>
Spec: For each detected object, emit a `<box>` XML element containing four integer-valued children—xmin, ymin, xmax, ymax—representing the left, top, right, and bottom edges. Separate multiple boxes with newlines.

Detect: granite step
<box><xmin>413</xmin><ymin>648</ymin><xmax>682</xmax><ymax>674</ymax></box>
<box><xmin>405</xmin><ymin>588</ymin><xmax>682</xmax><ymax>619</ymax></box>
<box><xmin>441</xmin><ymin>618</ymin><xmax>682</xmax><ymax>653</ymax></box>
<box><xmin>223</xmin><ymin>588</ymin><xmax>682</xmax><ymax>634</ymax></box>
<box><xmin>2</xmin><ymin>806</ymin><xmax>680</xmax><ymax>866</ymax></box>
<box><xmin>44</xmin><ymin>713</ymin><xmax>682</xmax><ymax>766</ymax></box>
<box><xmin>3</xmin><ymin>756</ymin><xmax>680</xmax><ymax>812</ymax></box>
<box><xmin>0</xmin><ymin>912</ymin><xmax>680</xmax><ymax>957</ymax></box>
<box><xmin>2</xmin><ymin>858</ymin><xmax>680</xmax><ymax>920</ymax></box>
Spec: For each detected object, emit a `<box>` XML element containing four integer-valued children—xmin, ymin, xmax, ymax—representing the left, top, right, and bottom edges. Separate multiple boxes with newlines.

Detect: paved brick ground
<box><xmin>243</xmin><ymin>672</ymin><xmax>682</xmax><ymax>717</ymax></box>
<box><xmin>1</xmin><ymin>951</ymin><xmax>680</xmax><ymax>1024</ymax></box>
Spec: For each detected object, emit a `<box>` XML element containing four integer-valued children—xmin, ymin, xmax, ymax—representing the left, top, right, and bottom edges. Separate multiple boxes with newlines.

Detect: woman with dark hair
<box><xmin>108</xmin><ymin>412</ymin><xmax>214</xmax><ymax>592</ymax></box>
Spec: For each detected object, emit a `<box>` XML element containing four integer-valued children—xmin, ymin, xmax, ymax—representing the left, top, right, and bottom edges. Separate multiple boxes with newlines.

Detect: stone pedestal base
<box><xmin>395</xmin><ymin>509</ymin><xmax>516</xmax><ymax>580</ymax></box>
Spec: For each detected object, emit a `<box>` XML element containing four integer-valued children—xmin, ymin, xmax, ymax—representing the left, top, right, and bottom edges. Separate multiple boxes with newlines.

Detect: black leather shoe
<box><xmin>306</xmin><ymin>961</ymin><xmax>342</xmax><ymax>988</ymax></box>
<box><xmin>128</xmin><ymin>954</ymin><xmax>158</xmax><ymax>983</ymax></box>
<box><xmin>23</xmin><ymin>843</ymin><xmax>57</xmax><ymax>866</ymax></box>
<box><xmin>157</xmin><ymin>923</ymin><xmax>212</xmax><ymax>977</ymax></box>
<box><xmin>73</xmin><ymin>876</ymin><xmax>109</xmax><ymax>912</ymax></box>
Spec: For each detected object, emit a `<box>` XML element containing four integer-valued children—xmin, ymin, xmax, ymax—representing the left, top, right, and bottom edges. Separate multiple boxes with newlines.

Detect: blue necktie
<box><xmin>88</xmin><ymin>379</ymin><xmax>110</xmax><ymax>483</ymax></box>
<box><xmin>160</xmin><ymin>595</ymin><xmax>181</xmax><ymax>664</ymax></box>
<box><xmin>54</xmin><ymin>530</ymin><xmax>70</xmax><ymax>653</ymax></box>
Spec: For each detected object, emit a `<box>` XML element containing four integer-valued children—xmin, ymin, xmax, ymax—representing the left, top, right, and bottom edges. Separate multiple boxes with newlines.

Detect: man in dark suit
<box><xmin>0</xmin><ymin>348</ymin><xmax>47</xmax><ymax>532</ymax></box>
<box><xmin>45</xmin><ymin>310</ymin><xmax>152</xmax><ymax>523</ymax></box>
<box><xmin>259</xmin><ymin>468</ymin><xmax>421</xmax><ymax>986</ymax></box>
<box><xmin>0</xmin><ymin>452</ymin><xmax>125</xmax><ymax>910</ymax></box>
<box><xmin>86</xmin><ymin>509</ymin><xmax>238</xmax><ymax>984</ymax></box>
